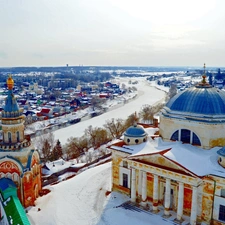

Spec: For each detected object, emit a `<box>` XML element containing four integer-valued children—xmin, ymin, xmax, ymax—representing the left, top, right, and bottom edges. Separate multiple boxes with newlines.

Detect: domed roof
<box><xmin>124</xmin><ymin>125</ymin><xmax>146</xmax><ymax>137</ymax></box>
<box><xmin>4</xmin><ymin>93</ymin><xmax>20</xmax><ymax>113</ymax></box>
<box><xmin>2</xmin><ymin>75</ymin><xmax>23</xmax><ymax>118</ymax></box>
<box><xmin>217</xmin><ymin>147</ymin><xmax>225</xmax><ymax>156</ymax></box>
<box><xmin>166</xmin><ymin>86</ymin><xmax>225</xmax><ymax>115</ymax></box>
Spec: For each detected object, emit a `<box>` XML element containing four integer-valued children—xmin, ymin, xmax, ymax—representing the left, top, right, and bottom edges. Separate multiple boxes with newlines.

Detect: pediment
<box><xmin>129</xmin><ymin>152</ymin><xmax>198</xmax><ymax>177</ymax></box>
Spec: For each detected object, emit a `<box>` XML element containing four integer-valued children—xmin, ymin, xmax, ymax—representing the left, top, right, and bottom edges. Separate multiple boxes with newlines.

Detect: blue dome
<box><xmin>217</xmin><ymin>147</ymin><xmax>225</xmax><ymax>156</ymax></box>
<box><xmin>166</xmin><ymin>86</ymin><xmax>225</xmax><ymax>115</ymax></box>
<box><xmin>1</xmin><ymin>90</ymin><xmax>23</xmax><ymax>119</ymax></box>
<box><xmin>4</xmin><ymin>90</ymin><xmax>20</xmax><ymax>112</ymax></box>
<box><xmin>124</xmin><ymin>125</ymin><xmax>146</xmax><ymax>137</ymax></box>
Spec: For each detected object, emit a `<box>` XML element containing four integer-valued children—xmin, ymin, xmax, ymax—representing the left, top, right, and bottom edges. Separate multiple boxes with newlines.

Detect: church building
<box><xmin>0</xmin><ymin>75</ymin><xmax>42</xmax><ymax>208</ymax></box>
<box><xmin>110</xmin><ymin>65</ymin><xmax>225</xmax><ymax>225</ymax></box>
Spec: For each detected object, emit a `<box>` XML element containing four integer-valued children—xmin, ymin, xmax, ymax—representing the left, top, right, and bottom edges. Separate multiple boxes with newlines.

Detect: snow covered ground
<box><xmin>26</xmin><ymin>77</ymin><xmax>173</xmax><ymax>225</ymax></box>
<box><xmin>28</xmin><ymin>162</ymin><xmax>178</xmax><ymax>225</ymax></box>
<box><xmin>52</xmin><ymin>78</ymin><xmax>166</xmax><ymax>145</ymax></box>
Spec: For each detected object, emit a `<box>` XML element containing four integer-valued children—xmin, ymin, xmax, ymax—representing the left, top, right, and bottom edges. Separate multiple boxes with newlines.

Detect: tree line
<box><xmin>36</xmin><ymin>102</ymin><xmax>165</xmax><ymax>163</ymax></box>
<box><xmin>36</xmin><ymin>84</ymin><xmax>177</xmax><ymax>164</ymax></box>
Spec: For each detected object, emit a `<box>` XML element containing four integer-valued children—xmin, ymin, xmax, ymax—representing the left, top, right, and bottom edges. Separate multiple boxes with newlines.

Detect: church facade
<box><xmin>0</xmin><ymin>75</ymin><xmax>42</xmax><ymax>208</ymax></box>
<box><xmin>110</xmin><ymin>67</ymin><xmax>225</xmax><ymax>225</ymax></box>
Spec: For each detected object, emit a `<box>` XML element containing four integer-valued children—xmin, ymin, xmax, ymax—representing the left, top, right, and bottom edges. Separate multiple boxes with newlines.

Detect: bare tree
<box><xmin>85</xmin><ymin>125</ymin><xmax>110</xmax><ymax>148</ymax></box>
<box><xmin>65</xmin><ymin>136</ymin><xmax>88</xmax><ymax>160</ymax></box>
<box><xmin>52</xmin><ymin>139</ymin><xmax>63</xmax><ymax>161</ymax></box>
<box><xmin>139</xmin><ymin>105</ymin><xmax>155</xmax><ymax>124</ymax></box>
<box><xmin>85</xmin><ymin>125</ymin><xmax>97</xmax><ymax>147</ymax></box>
<box><xmin>124</xmin><ymin>112</ymin><xmax>138</xmax><ymax>129</ymax></box>
<box><xmin>104</xmin><ymin>118</ymin><xmax>126</xmax><ymax>139</ymax></box>
<box><xmin>167</xmin><ymin>83</ymin><xmax>177</xmax><ymax>100</ymax></box>
<box><xmin>34</xmin><ymin>131</ymin><xmax>55</xmax><ymax>163</ymax></box>
<box><xmin>90</xmin><ymin>96</ymin><xmax>106</xmax><ymax>111</ymax></box>
<box><xmin>42</xmin><ymin>140</ymin><xmax>52</xmax><ymax>163</ymax></box>
<box><xmin>153</xmin><ymin>102</ymin><xmax>165</xmax><ymax>113</ymax></box>
<box><xmin>95</xmin><ymin>127</ymin><xmax>110</xmax><ymax>147</ymax></box>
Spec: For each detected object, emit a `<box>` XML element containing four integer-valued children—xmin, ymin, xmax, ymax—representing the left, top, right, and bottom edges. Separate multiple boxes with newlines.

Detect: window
<box><xmin>127</xmin><ymin>139</ymin><xmax>130</xmax><ymax>143</ymax></box>
<box><xmin>16</xmin><ymin>131</ymin><xmax>20</xmax><ymax>142</ymax></box>
<box><xmin>143</xmin><ymin>138</ymin><xmax>146</xmax><ymax>142</ymax></box>
<box><xmin>135</xmin><ymin>139</ymin><xmax>139</xmax><ymax>144</ymax></box>
<box><xmin>171</xmin><ymin>130</ymin><xmax>179</xmax><ymax>141</ymax></box>
<box><xmin>8</xmin><ymin>132</ymin><xmax>12</xmax><ymax>143</ymax></box>
<box><xmin>170</xmin><ymin>129</ymin><xmax>201</xmax><ymax>146</ymax></box>
<box><xmin>192</xmin><ymin>132</ymin><xmax>201</xmax><ymax>145</ymax></box>
<box><xmin>123</xmin><ymin>173</ymin><xmax>128</xmax><ymax>188</ymax></box>
<box><xmin>219</xmin><ymin>205</ymin><xmax>225</xmax><ymax>221</ymax></box>
<box><xmin>221</xmin><ymin>189</ymin><xmax>225</xmax><ymax>198</ymax></box>
<box><xmin>181</xmin><ymin>129</ymin><xmax>190</xmax><ymax>143</ymax></box>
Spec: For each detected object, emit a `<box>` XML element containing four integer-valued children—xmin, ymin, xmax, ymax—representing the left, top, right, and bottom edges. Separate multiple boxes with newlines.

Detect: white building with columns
<box><xmin>110</xmin><ymin>68</ymin><xmax>225</xmax><ymax>225</ymax></box>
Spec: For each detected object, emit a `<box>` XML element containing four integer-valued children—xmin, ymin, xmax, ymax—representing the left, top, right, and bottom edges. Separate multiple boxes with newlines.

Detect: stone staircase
<box><xmin>117</xmin><ymin>201</ymin><xmax>191</xmax><ymax>225</ymax></box>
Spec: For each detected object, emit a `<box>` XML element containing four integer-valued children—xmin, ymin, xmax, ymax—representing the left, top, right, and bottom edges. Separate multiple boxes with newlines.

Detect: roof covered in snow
<box><xmin>111</xmin><ymin>127</ymin><xmax>225</xmax><ymax>177</ymax></box>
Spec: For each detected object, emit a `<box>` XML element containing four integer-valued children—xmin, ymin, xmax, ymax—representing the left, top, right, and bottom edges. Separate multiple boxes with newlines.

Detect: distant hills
<box><xmin>0</xmin><ymin>65</ymin><xmax>225</xmax><ymax>74</ymax></box>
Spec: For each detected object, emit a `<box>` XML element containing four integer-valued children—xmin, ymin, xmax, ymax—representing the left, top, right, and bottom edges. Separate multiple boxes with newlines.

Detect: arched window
<box><xmin>127</xmin><ymin>139</ymin><xmax>130</xmax><ymax>143</ymax></box>
<box><xmin>192</xmin><ymin>132</ymin><xmax>201</xmax><ymax>146</ymax></box>
<box><xmin>181</xmin><ymin>129</ymin><xmax>190</xmax><ymax>143</ymax></box>
<box><xmin>8</xmin><ymin>132</ymin><xmax>12</xmax><ymax>143</ymax></box>
<box><xmin>16</xmin><ymin>131</ymin><xmax>20</xmax><ymax>142</ymax></box>
<box><xmin>135</xmin><ymin>139</ymin><xmax>139</xmax><ymax>144</ymax></box>
<box><xmin>170</xmin><ymin>129</ymin><xmax>201</xmax><ymax>146</ymax></box>
<box><xmin>171</xmin><ymin>130</ymin><xmax>179</xmax><ymax>141</ymax></box>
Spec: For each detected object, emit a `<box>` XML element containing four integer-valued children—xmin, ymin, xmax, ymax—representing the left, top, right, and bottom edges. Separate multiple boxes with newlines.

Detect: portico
<box><xmin>110</xmin><ymin>66</ymin><xmax>225</xmax><ymax>225</ymax></box>
<box><xmin>128</xmin><ymin>160</ymin><xmax>201</xmax><ymax>225</ymax></box>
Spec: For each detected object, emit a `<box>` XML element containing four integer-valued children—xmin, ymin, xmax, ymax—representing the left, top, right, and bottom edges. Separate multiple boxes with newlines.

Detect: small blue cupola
<box><xmin>217</xmin><ymin>147</ymin><xmax>225</xmax><ymax>168</ymax></box>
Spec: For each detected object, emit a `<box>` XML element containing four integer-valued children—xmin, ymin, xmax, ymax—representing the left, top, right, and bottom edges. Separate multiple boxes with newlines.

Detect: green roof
<box><xmin>4</xmin><ymin>196</ymin><xmax>30</xmax><ymax>225</ymax></box>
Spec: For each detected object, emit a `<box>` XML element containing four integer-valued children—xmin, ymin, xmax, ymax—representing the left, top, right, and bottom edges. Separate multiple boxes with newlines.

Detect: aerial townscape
<box><xmin>2</xmin><ymin>1</ymin><xmax>225</xmax><ymax>225</ymax></box>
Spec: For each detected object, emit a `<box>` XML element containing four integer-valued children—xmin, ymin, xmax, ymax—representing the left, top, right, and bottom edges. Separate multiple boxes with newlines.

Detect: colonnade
<box><xmin>130</xmin><ymin>168</ymin><xmax>198</xmax><ymax>225</ymax></box>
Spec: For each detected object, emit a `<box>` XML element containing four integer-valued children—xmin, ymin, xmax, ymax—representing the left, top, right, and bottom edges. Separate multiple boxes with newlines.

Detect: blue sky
<box><xmin>1</xmin><ymin>0</ymin><xmax>225</xmax><ymax>67</ymax></box>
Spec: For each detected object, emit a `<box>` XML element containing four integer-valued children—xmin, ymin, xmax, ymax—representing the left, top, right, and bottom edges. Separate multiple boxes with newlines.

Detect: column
<box><xmin>131</xmin><ymin>168</ymin><xmax>136</xmax><ymax>202</ymax></box>
<box><xmin>164</xmin><ymin>178</ymin><xmax>171</xmax><ymax>216</ymax></box>
<box><xmin>177</xmin><ymin>182</ymin><xmax>184</xmax><ymax>221</ymax></box>
<box><xmin>190</xmin><ymin>186</ymin><xmax>198</xmax><ymax>225</ymax></box>
<box><xmin>178</xmin><ymin>129</ymin><xmax>181</xmax><ymax>141</ymax></box>
<box><xmin>153</xmin><ymin>174</ymin><xmax>159</xmax><ymax>211</ymax></box>
<box><xmin>138</xmin><ymin>170</ymin><xmax>142</xmax><ymax>196</ymax></box>
<box><xmin>190</xmin><ymin>131</ymin><xmax>193</xmax><ymax>144</ymax></box>
<box><xmin>141</xmin><ymin>171</ymin><xmax>147</xmax><ymax>205</ymax></box>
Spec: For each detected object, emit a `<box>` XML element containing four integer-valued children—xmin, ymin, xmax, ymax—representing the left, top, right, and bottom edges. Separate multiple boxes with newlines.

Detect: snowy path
<box><xmin>28</xmin><ymin>162</ymin><xmax>178</xmax><ymax>225</ymax></box>
<box><xmin>53</xmin><ymin>79</ymin><xmax>166</xmax><ymax>145</ymax></box>
<box><xmin>28</xmin><ymin>163</ymin><xmax>112</xmax><ymax>225</ymax></box>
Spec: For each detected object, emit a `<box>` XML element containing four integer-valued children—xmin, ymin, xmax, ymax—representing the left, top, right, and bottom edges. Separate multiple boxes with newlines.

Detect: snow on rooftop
<box><xmin>163</xmin><ymin>142</ymin><xmax>225</xmax><ymax>177</ymax></box>
<box><xmin>112</xmin><ymin>130</ymin><xmax>225</xmax><ymax>178</ymax></box>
